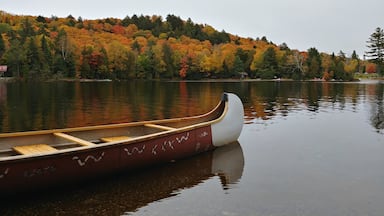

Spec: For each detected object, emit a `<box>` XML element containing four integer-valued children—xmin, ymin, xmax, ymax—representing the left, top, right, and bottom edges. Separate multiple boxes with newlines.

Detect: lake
<box><xmin>1</xmin><ymin>80</ymin><xmax>384</xmax><ymax>216</ymax></box>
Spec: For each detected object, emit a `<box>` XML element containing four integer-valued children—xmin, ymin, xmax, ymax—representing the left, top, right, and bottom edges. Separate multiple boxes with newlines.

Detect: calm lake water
<box><xmin>1</xmin><ymin>80</ymin><xmax>384</xmax><ymax>216</ymax></box>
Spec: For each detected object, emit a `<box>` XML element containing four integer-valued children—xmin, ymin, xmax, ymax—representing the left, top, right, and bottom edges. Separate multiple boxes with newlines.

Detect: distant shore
<box><xmin>1</xmin><ymin>77</ymin><xmax>383</xmax><ymax>83</ymax></box>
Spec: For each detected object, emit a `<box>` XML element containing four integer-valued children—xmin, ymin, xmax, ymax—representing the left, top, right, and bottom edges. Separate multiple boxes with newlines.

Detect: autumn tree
<box><xmin>108</xmin><ymin>41</ymin><xmax>135</xmax><ymax>79</ymax></box>
<box><xmin>137</xmin><ymin>54</ymin><xmax>152</xmax><ymax>78</ymax></box>
<box><xmin>366</xmin><ymin>27</ymin><xmax>384</xmax><ymax>76</ymax></box>
<box><xmin>366</xmin><ymin>63</ymin><xmax>377</xmax><ymax>73</ymax></box>
<box><xmin>52</xmin><ymin>28</ymin><xmax>76</xmax><ymax>77</ymax></box>
<box><xmin>179</xmin><ymin>55</ymin><xmax>189</xmax><ymax>79</ymax></box>
<box><xmin>55</xmin><ymin>29</ymin><xmax>71</xmax><ymax>61</ymax></box>
<box><xmin>284</xmin><ymin>50</ymin><xmax>305</xmax><ymax>80</ymax></box>
<box><xmin>79</xmin><ymin>46</ymin><xmax>109</xmax><ymax>79</ymax></box>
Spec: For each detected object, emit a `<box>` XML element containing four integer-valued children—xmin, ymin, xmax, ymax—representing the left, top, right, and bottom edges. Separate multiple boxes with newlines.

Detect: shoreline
<box><xmin>1</xmin><ymin>77</ymin><xmax>383</xmax><ymax>83</ymax></box>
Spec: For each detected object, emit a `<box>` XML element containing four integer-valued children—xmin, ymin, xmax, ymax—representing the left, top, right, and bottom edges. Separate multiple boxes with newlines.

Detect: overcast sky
<box><xmin>1</xmin><ymin>0</ymin><xmax>383</xmax><ymax>57</ymax></box>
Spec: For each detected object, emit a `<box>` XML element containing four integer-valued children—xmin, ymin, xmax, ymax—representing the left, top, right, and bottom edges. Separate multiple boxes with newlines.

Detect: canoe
<box><xmin>0</xmin><ymin>92</ymin><xmax>244</xmax><ymax>193</ymax></box>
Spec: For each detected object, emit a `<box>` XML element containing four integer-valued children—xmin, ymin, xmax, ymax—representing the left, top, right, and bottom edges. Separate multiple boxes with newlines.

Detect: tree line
<box><xmin>0</xmin><ymin>11</ymin><xmax>380</xmax><ymax>81</ymax></box>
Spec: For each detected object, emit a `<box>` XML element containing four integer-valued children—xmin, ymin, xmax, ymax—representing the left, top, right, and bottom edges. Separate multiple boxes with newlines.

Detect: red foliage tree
<box><xmin>179</xmin><ymin>56</ymin><xmax>188</xmax><ymax>78</ymax></box>
<box><xmin>366</xmin><ymin>63</ymin><xmax>376</xmax><ymax>73</ymax></box>
<box><xmin>112</xmin><ymin>25</ymin><xmax>125</xmax><ymax>35</ymax></box>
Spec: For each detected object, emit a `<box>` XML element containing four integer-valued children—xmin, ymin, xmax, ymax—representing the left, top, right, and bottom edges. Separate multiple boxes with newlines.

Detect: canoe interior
<box><xmin>0</xmin><ymin>98</ymin><xmax>226</xmax><ymax>159</ymax></box>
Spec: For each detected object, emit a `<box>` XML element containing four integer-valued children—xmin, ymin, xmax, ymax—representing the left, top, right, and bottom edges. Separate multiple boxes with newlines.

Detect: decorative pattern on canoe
<box><xmin>124</xmin><ymin>146</ymin><xmax>146</xmax><ymax>156</ymax></box>
<box><xmin>72</xmin><ymin>152</ymin><xmax>105</xmax><ymax>167</ymax></box>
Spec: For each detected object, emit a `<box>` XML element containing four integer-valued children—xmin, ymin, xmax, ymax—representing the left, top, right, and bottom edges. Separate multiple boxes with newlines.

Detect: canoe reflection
<box><xmin>2</xmin><ymin>142</ymin><xmax>244</xmax><ymax>215</ymax></box>
<box><xmin>212</xmin><ymin>141</ymin><xmax>244</xmax><ymax>189</ymax></box>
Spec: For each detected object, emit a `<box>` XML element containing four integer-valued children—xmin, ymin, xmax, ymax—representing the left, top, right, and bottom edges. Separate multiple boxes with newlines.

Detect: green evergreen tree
<box><xmin>351</xmin><ymin>50</ymin><xmax>361</xmax><ymax>73</ymax></box>
<box><xmin>41</xmin><ymin>36</ymin><xmax>52</xmax><ymax>71</ymax></box>
<box><xmin>37</xmin><ymin>23</ymin><xmax>49</xmax><ymax>36</ymax></box>
<box><xmin>366</xmin><ymin>27</ymin><xmax>384</xmax><ymax>76</ymax></box>
<box><xmin>352</xmin><ymin>50</ymin><xmax>359</xmax><ymax>60</ymax></box>
<box><xmin>260</xmin><ymin>47</ymin><xmax>278</xmax><ymax>79</ymax></box>
<box><xmin>76</xmin><ymin>16</ymin><xmax>84</xmax><ymax>29</ymax></box>
<box><xmin>65</xmin><ymin>53</ymin><xmax>76</xmax><ymax>78</ymax></box>
<box><xmin>125</xmin><ymin>50</ymin><xmax>136</xmax><ymax>79</ymax></box>
<box><xmin>144</xmin><ymin>47</ymin><xmax>156</xmax><ymax>79</ymax></box>
<box><xmin>79</xmin><ymin>46</ymin><xmax>93</xmax><ymax>78</ymax></box>
<box><xmin>232</xmin><ymin>55</ymin><xmax>245</xmax><ymax>75</ymax></box>
<box><xmin>35</xmin><ymin>15</ymin><xmax>46</xmax><ymax>23</ymax></box>
<box><xmin>19</xmin><ymin>18</ymin><xmax>35</xmax><ymax>43</ymax></box>
<box><xmin>4</xmin><ymin>39</ymin><xmax>27</xmax><ymax>77</ymax></box>
<box><xmin>26</xmin><ymin>37</ymin><xmax>40</xmax><ymax>72</ymax></box>
<box><xmin>53</xmin><ymin>54</ymin><xmax>66</xmax><ymax>75</ymax></box>
<box><xmin>162</xmin><ymin>42</ymin><xmax>175</xmax><ymax>78</ymax></box>
<box><xmin>306</xmin><ymin>47</ymin><xmax>322</xmax><ymax>79</ymax></box>
<box><xmin>0</xmin><ymin>34</ymin><xmax>5</xmax><ymax>58</ymax></box>
<box><xmin>334</xmin><ymin>61</ymin><xmax>345</xmax><ymax>80</ymax></box>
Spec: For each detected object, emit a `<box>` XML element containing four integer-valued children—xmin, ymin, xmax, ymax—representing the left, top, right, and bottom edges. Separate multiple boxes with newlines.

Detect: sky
<box><xmin>1</xmin><ymin>0</ymin><xmax>383</xmax><ymax>57</ymax></box>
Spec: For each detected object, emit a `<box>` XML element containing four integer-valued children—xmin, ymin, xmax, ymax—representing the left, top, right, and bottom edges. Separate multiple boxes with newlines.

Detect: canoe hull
<box><xmin>0</xmin><ymin>126</ymin><xmax>214</xmax><ymax>193</ymax></box>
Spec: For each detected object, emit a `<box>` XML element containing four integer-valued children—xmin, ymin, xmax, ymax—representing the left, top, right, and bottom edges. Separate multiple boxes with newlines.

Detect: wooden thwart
<box><xmin>144</xmin><ymin>123</ymin><xmax>175</xmax><ymax>131</ymax></box>
<box><xmin>53</xmin><ymin>132</ymin><xmax>95</xmax><ymax>146</ymax></box>
<box><xmin>13</xmin><ymin>144</ymin><xmax>58</xmax><ymax>155</ymax></box>
<box><xmin>100</xmin><ymin>136</ymin><xmax>131</xmax><ymax>142</ymax></box>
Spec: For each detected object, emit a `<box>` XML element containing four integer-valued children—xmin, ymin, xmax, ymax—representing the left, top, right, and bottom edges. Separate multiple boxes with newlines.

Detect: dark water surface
<box><xmin>1</xmin><ymin>80</ymin><xmax>384</xmax><ymax>216</ymax></box>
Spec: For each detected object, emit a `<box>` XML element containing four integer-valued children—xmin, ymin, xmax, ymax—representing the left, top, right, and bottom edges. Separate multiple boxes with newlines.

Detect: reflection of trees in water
<box><xmin>243</xmin><ymin>82</ymin><xmax>353</xmax><ymax>120</ymax></box>
<box><xmin>243</xmin><ymin>82</ymin><xmax>384</xmax><ymax>134</ymax></box>
<box><xmin>243</xmin><ymin>81</ymin><xmax>304</xmax><ymax>120</ymax></box>
<box><xmin>370</xmin><ymin>84</ymin><xmax>384</xmax><ymax>134</ymax></box>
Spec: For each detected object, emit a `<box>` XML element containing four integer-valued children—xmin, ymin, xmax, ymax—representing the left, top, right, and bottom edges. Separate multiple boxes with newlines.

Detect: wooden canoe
<box><xmin>0</xmin><ymin>93</ymin><xmax>244</xmax><ymax>193</ymax></box>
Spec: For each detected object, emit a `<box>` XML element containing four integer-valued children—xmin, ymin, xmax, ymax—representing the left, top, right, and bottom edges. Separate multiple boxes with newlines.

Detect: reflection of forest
<box><xmin>370</xmin><ymin>84</ymin><xmax>384</xmax><ymax>133</ymax></box>
<box><xmin>0</xmin><ymin>81</ymin><xmax>383</xmax><ymax>134</ymax></box>
<box><xmin>0</xmin><ymin>81</ymin><xmax>221</xmax><ymax>132</ymax></box>
<box><xmin>242</xmin><ymin>81</ymin><xmax>384</xmax><ymax>133</ymax></box>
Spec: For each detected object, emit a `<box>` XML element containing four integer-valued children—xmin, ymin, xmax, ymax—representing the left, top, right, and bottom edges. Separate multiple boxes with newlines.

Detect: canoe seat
<box><xmin>13</xmin><ymin>144</ymin><xmax>58</xmax><ymax>155</ymax></box>
<box><xmin>144</xmin><ymin>123</ymin><xmax>176</xmax><ymax>131</ymax></box>
<box><xmin>53</xmin><ymin>132</ymin><xmax>95</xmax><ymax>146</ymax></box>
<box><xmin>100</xmin><ymin>136</ymin><xmax>131</xmax><ymax>142</ymax></box>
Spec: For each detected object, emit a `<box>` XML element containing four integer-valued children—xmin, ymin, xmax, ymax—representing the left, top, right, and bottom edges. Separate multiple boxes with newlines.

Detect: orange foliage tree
<box><xmin>366</xmin><ymin>63</ymin><xmax>376</xmax><ymax>73</ymax></box>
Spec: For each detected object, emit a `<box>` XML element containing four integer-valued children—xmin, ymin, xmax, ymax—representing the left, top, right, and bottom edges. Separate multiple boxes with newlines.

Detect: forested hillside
<box><xmin>0</xmin><ymin>11</ymin><xmax>365</xmax><ymax>80</ymax></box>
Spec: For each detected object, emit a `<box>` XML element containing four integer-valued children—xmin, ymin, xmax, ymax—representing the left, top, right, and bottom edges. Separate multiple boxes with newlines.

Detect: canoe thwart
<box><xmin>53</xmin><ymin>132</ymin><xmax>95</xmax><ymax>146</ymax></box>
<box><xmin>144</xmin><ymin>123</ymin><xmax>176</xmax><ymax>131</ymax></box>
<box><xmin>13</xmin><ymin>144</ymin><xmax>58</xmax><ymax>155</ymax></box>
<box><xmin>100</xmin><ymin>136</ymin><xmax>131</xmax><ymax>142</ymax></box>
